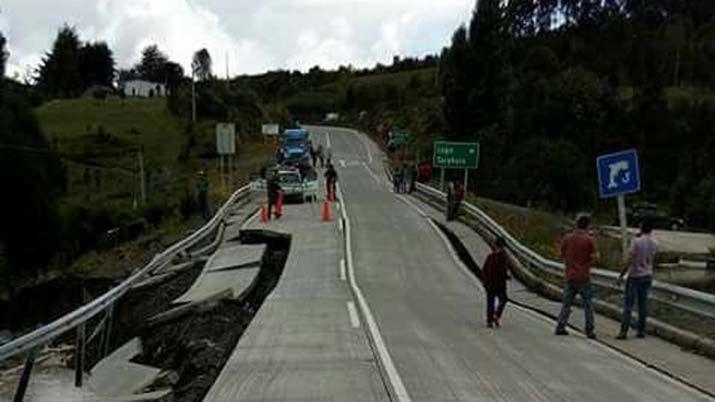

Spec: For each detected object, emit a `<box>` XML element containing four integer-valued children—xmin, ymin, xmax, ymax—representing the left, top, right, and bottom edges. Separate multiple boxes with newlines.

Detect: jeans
<box><xmin>555</xmin><ymin>280</ymin><xmax>595</xmax><ymax>335</ymax></box>
<box><xmin>620</xmin><ymin>276</ymin><xmax>652</xmax><ymax>335</ymax></box>
<box><xmin>486</xmin><ymin>289</ymin><xmax>508</xmax><ymax>323</ymax></box>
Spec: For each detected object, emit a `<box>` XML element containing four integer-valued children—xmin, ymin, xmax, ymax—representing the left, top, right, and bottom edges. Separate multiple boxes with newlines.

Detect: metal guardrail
<box><xmin>415</xmin><ymin>182</ymin><xmax>715</xmax><ymax>321</ymax></box>
<box><xmin>0</xmin><ymin>184</ymin><xmax>252</xmax><ymax>364</ymax></box>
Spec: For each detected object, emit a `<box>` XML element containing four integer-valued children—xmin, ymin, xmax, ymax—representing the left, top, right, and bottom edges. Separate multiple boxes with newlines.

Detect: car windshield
<box><xmin>278</xmin><ymin>173</ymin><xmax>301</xmax><ymax>184</ymax></box>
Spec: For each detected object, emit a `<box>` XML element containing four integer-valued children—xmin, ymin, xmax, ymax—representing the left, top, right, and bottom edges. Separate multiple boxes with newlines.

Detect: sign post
<box><xmin>262</xmin><ymin>123</ymin><xmax>280</xmax><ymax>144</ymax></box>
<box><xmin>597</xmin><ymin>149</ymin><xmax>641</xmax><ymax>256</ymax></box>
<box><xmin>216</xmin><ymin>123</ymin><xmax>237</xmax><ymax>191</ymax></box>
<box><xmin>433</xmin><ymin>141</ymin><xmax>480</xmax><ymax>192</ymax></box>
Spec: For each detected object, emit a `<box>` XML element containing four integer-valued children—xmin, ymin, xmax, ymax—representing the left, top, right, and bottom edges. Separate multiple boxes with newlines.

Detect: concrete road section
<box><xmin>202</xmin><ymin>172</ymin><xmax>389</xmax><ymax>401</ymax></box>
<box><xmin>305</xmin><ymin>125</ymin><xmax>714</xmax><ymax>402</ymax></box>
<box><xmin>411</xmin><ymin>189</ymin><xmax>715</xmax><ymax>397</ymax></box>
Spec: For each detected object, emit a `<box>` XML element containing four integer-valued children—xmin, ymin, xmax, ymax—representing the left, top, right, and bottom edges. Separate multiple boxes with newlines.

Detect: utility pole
<box><xmin>138</xmin><ymin>147</ymin><xmax>146</xmax><ymax>205</ymax></box>
<box><xmin>191</xmin><ymin>71</ymin><xmax>197</xmax><ymax>123</ymax></box>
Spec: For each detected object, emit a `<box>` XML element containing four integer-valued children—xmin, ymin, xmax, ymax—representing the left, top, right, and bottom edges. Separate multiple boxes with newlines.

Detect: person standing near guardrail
<box><xmin>196</xmin><ymin>171</ymin><xmax>210</xmax><ymax>220</ymax></box>
<box><xmin>616</xmin><ymin>220</ymin><xmax>658</xmax><ymax>340</ymax></box>
<box><xmin>482</xmin><ymin>237</ymin><xmax>510</xmax><ymax>328</ymax></box>
<box><xmin>555</xmin><ymin>214</ymin><xmax>599</xmax><ymax>339</ymax></box>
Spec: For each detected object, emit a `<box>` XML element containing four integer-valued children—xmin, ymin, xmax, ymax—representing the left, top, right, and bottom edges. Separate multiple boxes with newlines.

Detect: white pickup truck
<box><xmin>251</xmin><ymin>166</ymin><xmax>319</xmax><ymax>202</ymax></box>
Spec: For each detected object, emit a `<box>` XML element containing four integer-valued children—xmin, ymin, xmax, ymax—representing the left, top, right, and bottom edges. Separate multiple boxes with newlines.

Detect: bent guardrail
<box><xmin>0</xmin><ymin>184</ymin><xmax>252</xmax><ymax>396</ymax></box>
<box><xmin>414</xmin><ymin>183</ymin><xmax>715</xmax><ymax>322</ymax></box>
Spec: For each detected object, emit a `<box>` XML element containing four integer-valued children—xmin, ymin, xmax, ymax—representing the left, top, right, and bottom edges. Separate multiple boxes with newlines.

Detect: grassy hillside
<box><xmin>36</xmin><ymin>97</ymin><xmax>183</xmax><ymax>167</ymax></box>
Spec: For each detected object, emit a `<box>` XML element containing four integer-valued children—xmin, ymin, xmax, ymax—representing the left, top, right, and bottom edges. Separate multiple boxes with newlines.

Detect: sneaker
<box><xmin>555</xmin><ymin>329</ymin><xmax>569</xmax><ymax>336</ymax></box>
<box><xmin>587</xmin><ymin>333</ymin><xmax>597</xmax><ymax>340</ymax></box>
<box><xmin>636</xmin><ymin>332</ymin><xmax>645</xmax><ymax>339</ymax></box>
<box><xmin>616</xmin><ymin>332</ymin><xmax>628</xmax><ymax>340</ymax></box>
<box><xmin>494</xmin><ymin>316</ymin><xmax>501</xmax><ymax>328</ymax></box>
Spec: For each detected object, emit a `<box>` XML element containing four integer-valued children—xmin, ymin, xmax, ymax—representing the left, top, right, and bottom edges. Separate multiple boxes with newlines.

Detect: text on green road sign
<box><xmin>433</xmin><ymin>141</ymin><xmax>479</xmax><ymax>169</ymax></box>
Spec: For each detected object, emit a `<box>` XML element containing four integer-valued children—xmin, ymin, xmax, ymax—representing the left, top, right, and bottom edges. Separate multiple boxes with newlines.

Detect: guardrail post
<box><xmin>101</xmin><ymin>304</ymin><xmax>114</xmax><ymax>358</ymax></box>
<box><xmin>74</xmin><ymin>323</ymin><xmax>86</xmax><ymax>388</ymax></box>
<box><xmin>13</xmin><ymin>349</ymin><xmax>37</xmax><ymax>402</ymax></box>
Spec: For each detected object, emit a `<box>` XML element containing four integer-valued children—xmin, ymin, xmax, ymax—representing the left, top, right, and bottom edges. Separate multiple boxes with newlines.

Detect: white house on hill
<box><xmin>121</xmin><ymin>80</ymin><xmax>166</xmax><ymax>98</ymax></box>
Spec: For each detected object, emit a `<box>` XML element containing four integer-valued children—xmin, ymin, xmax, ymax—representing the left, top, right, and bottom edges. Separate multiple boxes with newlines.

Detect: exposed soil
<box><xmin>113</xmin><ymin>230</ymin><xmax>291</xmax><ymax>401</ymax></box>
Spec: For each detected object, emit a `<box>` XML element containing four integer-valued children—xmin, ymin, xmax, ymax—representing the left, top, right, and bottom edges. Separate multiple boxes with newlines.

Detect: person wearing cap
<box><xmin>616</xmin><ymin>220</ymin><xmax>658</xmax><ymax>340</ymax></box>
<box><xmin>195</xmin><ymin>171</ymin><xmax>210</xmax><ymax>220</ymax></box>
<box><xmin>555</xmin><ymin>214</ymin><xmax>599</xmax><ymax>339</ymax></box>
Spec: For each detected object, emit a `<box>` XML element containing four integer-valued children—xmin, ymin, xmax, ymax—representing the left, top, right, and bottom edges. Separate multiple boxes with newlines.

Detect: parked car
<box><xmin>251</xmin><ymin>165</ymin><xmax>318</xmax><ymax>203</ymax></box>
<box><xmin>626</xmin><ymin>202</ymin><xmax>686</xmax><ymax>231</ymax></box>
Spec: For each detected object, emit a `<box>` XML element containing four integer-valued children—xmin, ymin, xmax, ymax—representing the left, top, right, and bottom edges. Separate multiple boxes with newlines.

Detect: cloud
<box><xmin>1</xmin><ymin>0</ymin><xmax>475</xmax><ymax>78</ymax></box>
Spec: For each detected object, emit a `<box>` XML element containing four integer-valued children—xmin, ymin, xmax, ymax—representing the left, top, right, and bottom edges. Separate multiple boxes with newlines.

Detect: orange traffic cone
<box><xmin>260</xmin><ymin>204</ymin><xmax>269</xmax><ymax>222</ymax></box>
<box><xmin>322</xmin><ymin>199</ymin><xmax>332</xmax><ymax>222</ymax></box>
<box><xmin>275</xmin><ymin>192</ymin><xmax>283</xmax><ymax>218</ymax></box>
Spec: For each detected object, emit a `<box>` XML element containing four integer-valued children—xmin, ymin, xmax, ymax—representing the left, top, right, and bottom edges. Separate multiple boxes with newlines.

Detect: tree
<box><xmin>439</xmin><ymin>26</ymin><xmax>472</xmax><ymax>137</ymax></box>
<box><xmin>0</xmin><ymin>31</ymin><xmax>7</xmax><ymax>80</ymax></box>
<box><xmin>79</xmin><ymin>41</ymin><xmax>115</xmax><ymax>88</ymax></box>
<box><xmin>192</xmin><ymin>48</ymin><xmax>212</xmax><ymax>81</ymax></box>
<box><xmin>136</xmin><ymin>45</ymin><xmax>169</xmax><ymax>82</ymax></box>
<box><xmin>0</xmin><ymin>88</ymin><xmax>64</xmax><ymax>273</ymax></box>
<box><xmin>37</xmin><ymin>25</ymin><xmax>83</xmax><ymax>98</ymax></box>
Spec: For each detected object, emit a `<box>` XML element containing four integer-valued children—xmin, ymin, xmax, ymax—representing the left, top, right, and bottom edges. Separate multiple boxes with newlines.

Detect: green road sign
<box><xmin>433</xmin><ymin>141</ymin><xmax>479</xmax><ymax>169</ymax></box>
<box><xmin>391</xmin><ymin>130</ymin><xmax>411</xmax><ymax>146</ymax></box>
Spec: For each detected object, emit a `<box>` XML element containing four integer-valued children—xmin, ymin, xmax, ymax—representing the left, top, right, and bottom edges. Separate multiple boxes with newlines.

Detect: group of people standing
<box><xmin>309</xmin><ymin>142</ymin><xmax>332</xmax><ymax>168</ymax></box>
<box><xmin>393</xmin><ymin>165</ymin><xmax>416</xmax><ymax>193</ymax></box>
<box><xmin>479</xmin><ymin>214</ymin><xmax>658</xmax><ymax>341</ymax></box>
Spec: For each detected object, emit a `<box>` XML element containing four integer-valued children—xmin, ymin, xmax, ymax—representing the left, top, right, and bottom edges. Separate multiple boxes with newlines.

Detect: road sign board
<box><xmin>262</xmin><ymin>124</ymin><xmax>279</xmax><ymax>136</ymax></box>
<box><xmin>433</xmin><ymin>141</ymin><xmax>479</xmax><ymax>169</ymax></box>
<box><xmin>597</xmin><ymin>149</ymin><xmax>641</xmax><ymax>198</ymax></box>
<box><xmin>391</xmin><ymin>130</ymin><xmax>411</xmax><ymax>146</ymax></box>
<box><xmin>216</xmin><ymin>123</ymin><xmax>236</xmax><ymax>155</ymax></box>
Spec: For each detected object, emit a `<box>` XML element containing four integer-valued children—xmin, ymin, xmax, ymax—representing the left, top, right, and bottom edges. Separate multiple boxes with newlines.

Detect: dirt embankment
<box><xmin>110</xmin><ymin>230</ymin><xmax>291</xmax><ymax>401</ymax></box>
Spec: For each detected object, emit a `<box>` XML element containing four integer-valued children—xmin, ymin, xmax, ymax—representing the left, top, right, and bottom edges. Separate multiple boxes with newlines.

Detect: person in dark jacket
<box><xmin>266</xmin><ymin>175</ymin><xmax>282</xmax><ymax>219</ymax></box>
<box><xmin>482</xmin><ymin>237</ymin><xmax>509</xmax><ymax>328</ymax></box>
<box><xmin>325</xmin><ymin>163</ymin><xmax>338</xmax><ymax>200</ymax></box>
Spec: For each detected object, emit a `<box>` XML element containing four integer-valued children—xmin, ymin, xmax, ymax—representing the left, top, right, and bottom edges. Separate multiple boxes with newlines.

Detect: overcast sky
<box><xmin>1</xmin><ymin>0</ymin><xmax>475</xmax><ymax>79</ymax></box>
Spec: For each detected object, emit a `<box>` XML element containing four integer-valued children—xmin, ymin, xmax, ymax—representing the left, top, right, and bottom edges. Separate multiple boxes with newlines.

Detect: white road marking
<box><xmin>340</xmin><ymin>258</ymin><xmax>346</xmax><ymax>281</ymax></box>
<box><xmin>347</xmin><ymin>301</ymin><xmax>360</xmax><ymax>328</ymax></box>
<box><xmin>338</xmin><ymin>217</ymin><xmax>344</xmax><ymax>232</ymax></box>
<box><xmin>337</xmin><ymin>183</ymin><xmax>411</xmax><ymax>402</ymax></box>
<box><xmin>326</xmin><ymin>131</ymin><xmax>332</xmax><ymax>148</ymax></box>
<box><xmin>360</xmin><ymin>133</ymin><xmax>374</xmax><ymax>164</ymax></box>
<box><xmin>362</xmin><ymin>162</ymin><xmax>391</xmax><ymax>188</ymax></box>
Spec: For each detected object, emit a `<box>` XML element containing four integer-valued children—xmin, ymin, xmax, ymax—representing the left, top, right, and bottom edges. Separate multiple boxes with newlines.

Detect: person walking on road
<box><xmin>316</xmin><ymin>144</ymin><xmax>325</xmax><ymax>168</ymax></box>
<box><xmin>266</xmin><ymin>175</ymin><xmax>282</xmax><ymax>220</ymax></box>
<box><xmin>309</xmin><ymin>141</ymin><xmax>318</xmax><ymax>167</ymax></box>
<box><xmin>196</xmin><ymin>171</ymin><xmax>210</xmax><ymax>220</ymax></box>
<box><xmin>325</xmin><ymin>163</ymin><xmax>338</xmax><ymax>201</ymax></box>
<box><xmin>555</xmin><ymin>214</ymin><xmax>599</xmax><ymax>339</ymax></box>
<box><xmin>325</xmin><ymin>146</ymin><xmax>333</xmax><ymax>167</ymax></box>
<box><xmin>482</xmin><ymin>237</ymin><xmax>510</xmax><ymax>328</ymax></box>
<box><xmin>616</xmin><ymin>221</ymin><xmax>658</xmax><ymax>340</ymax></box>
<box><xmin>393</xmin><ymin>167</ymin><xmax>404</xmax><ymax>193</ymax></box>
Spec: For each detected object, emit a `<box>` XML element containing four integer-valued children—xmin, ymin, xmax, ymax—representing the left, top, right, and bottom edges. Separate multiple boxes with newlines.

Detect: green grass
<box><xmin>36</xmin><ymin>97</ymin><xmax>183</xmax><ymax>167</ymax></box>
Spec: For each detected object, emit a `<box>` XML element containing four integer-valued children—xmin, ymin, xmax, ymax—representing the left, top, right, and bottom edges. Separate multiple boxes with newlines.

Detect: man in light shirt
<box><xmin>617</xmin><ymin>220</ymin><xmax>659</xmax><ymax>340</ymax></box>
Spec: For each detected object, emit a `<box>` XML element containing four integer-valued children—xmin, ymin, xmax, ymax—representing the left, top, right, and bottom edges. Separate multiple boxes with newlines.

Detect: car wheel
<box><xmin>670</xmin><ymin>223</ymin><xmax>679</xmax><ymax>231</ymax></box>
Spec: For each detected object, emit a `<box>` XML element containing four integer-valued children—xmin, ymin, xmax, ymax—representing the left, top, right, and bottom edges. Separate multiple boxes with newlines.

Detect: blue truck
<box><xmin>280</xmin><ymin>129</ymin><xmax>311</xmax><ymax>165</ymax></box>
